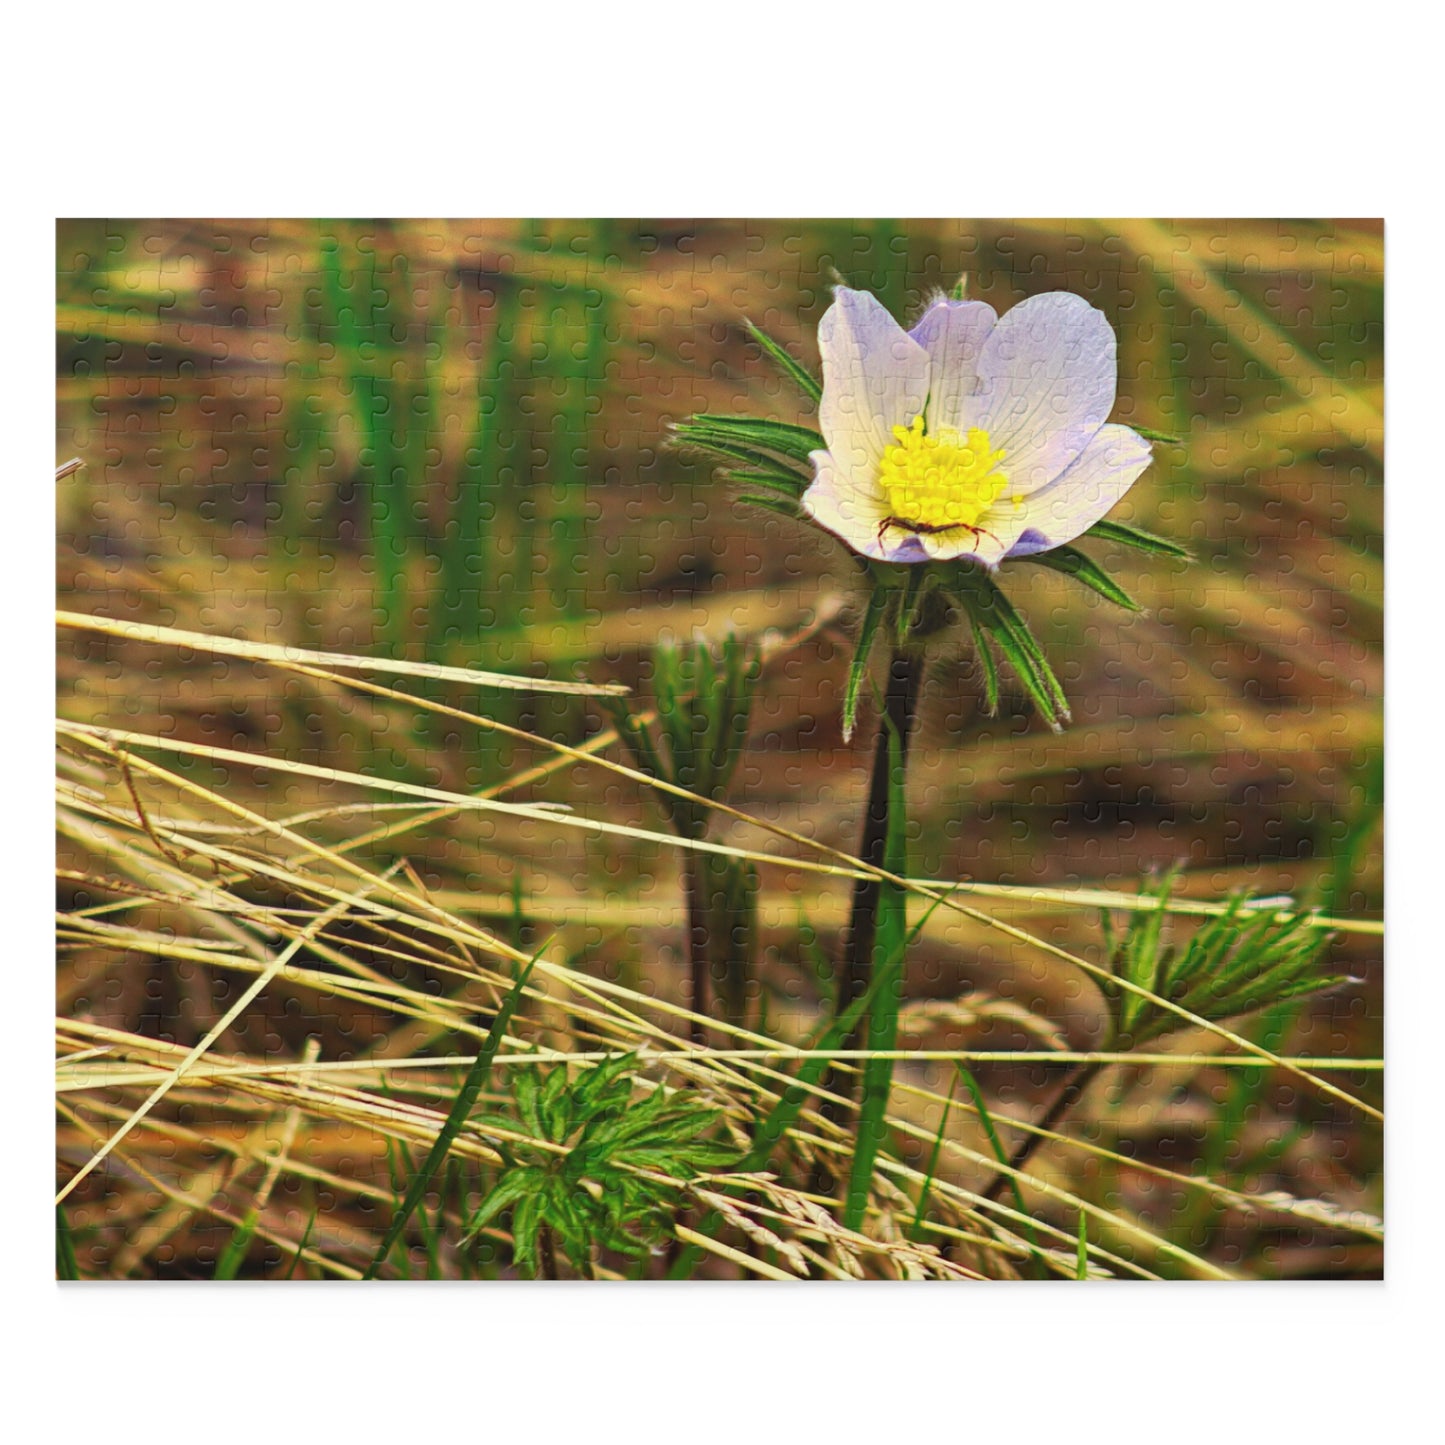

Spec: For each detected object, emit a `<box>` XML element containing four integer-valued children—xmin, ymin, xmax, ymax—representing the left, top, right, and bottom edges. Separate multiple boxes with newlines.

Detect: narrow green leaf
<box><xmin>362</xmin><ymin>952</ymin><xmax>541</xmax><ymax>1279</ymax></box>
<box><xmin>743</xmin><ymin>317</ymin><xmax>823</xmax><ymax>404</ymax></box>
<box><xmin>679</xmin><ymin>414</ymin><xmax>824</xmax><ymax>465</ymax></box>
<box><xmin>674</xmin><ymin>431</ymin><xmax>801</xmax><ymax>476</ymax></box>
<box><xmin>1021</xmin><ymin>545</ymin><xmax>1140</xmax><ymax>611</ymax></box>
<box><xmin>966</xmin><ymin>610</ymin><xmax>1001</xmax><ymax>715</ymax></box>
<box><xmin>736</xmin><ymin>492</ymin><xmax>801</xmax><ymax>518</ymax></box>
<box><xmin>896</xmin><ymin>566</ymin><xmax>928</xmax><ymax>646</ymax></box>
<box><xmin>1085</xmin><ymin>517</ymin><xmax>1190</xmax><ymax>560</ymax></box>
<box><xmin>909</xmin><ymin>1072</ymin><xmax>957</xmax><ymax>1243</ymax></box>
<box><xmin>213</xmin><ymin>1209</ymin><xmax>260</xmax><ymax>1280</ymax></box>
<box><xmin>945</xmin><ymin>566</ymin><xmax>1070</xmax><ymax>728</ymax></box>
<box><xmin>56</xmin><ymin>1202</ymin><xmax>80</xmax><ymax>1281</ymax></box>
<box><xmin>979</xmin><ymin>580</ymin><xmax>1071</xmax><ymax>722</ymax></box>
<box><xmin>989</xmin><ymin>622</ymin><xmax>1067</xmax><ymax>732</ymax></box>
<box><xmin>844</xmin><ymin>588</ymin><xmax>890</xmax><ymax>743</ymax></box>
<box><xmin>281</xmin><ymin>1207</ymin><xmax>318</xmax><ymax>1280</ymax></box>
<box><xmin>723</xmin><ymin>464</ymin><xmax>808</xmax><ymax>498</ymax></box>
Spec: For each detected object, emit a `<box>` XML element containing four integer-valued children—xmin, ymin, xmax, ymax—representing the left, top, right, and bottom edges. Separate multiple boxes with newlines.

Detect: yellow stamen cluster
<box><xmin>877</xmin><ymin>414</ymin><xmax>1010</xmax><ymax>533</ymax></box>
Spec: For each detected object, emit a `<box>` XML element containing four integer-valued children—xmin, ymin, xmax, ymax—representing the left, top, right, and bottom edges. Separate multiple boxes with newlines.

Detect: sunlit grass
<box><xmin>56</xmin><ymin>219</ymin><xmax>1383</xmax><ymax>1280</ymax></box>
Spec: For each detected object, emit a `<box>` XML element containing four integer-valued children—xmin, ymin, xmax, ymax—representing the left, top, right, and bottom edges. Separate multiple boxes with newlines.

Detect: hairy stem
<box><xmin>980</xmin><ymin>1060</ymin><xmax>1105</xmax><ymax>1205</ymax></box>
<box><xmin>841</xmin><ymin>646</ymin><xmax>923</xmax><ymax>1038</ymax></box>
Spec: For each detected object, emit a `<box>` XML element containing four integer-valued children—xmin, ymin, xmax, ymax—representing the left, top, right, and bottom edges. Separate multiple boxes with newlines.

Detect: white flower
<box><xmin>801</xmin><ymin>287</ymin><xmax>1153</xmax><ymax>568</ymax></box>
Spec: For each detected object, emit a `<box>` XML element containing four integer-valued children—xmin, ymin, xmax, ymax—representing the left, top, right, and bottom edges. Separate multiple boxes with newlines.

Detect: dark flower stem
<box><xmin>839</xmin><ymin>644</ymin><xmax>924</xmax><ymax>1069</ymax></box>
<box><xmin>980</xmin><ymin>1060</ymin><xmax>1105</xmax><ymax>1204</ymax></box>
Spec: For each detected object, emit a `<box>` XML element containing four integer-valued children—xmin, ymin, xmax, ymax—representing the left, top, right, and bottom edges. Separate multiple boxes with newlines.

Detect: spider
<box><xmin>876</xmin><ymin>516</ymin><xmax>1003</xmax><ymax>552</ymax></box>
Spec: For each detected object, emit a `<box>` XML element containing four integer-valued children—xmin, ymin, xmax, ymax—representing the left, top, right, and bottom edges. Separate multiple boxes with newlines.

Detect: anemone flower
<box><xmin>801</xmin><ymin>286</ymin><xmax>1153</xmax><ymax>568</ymax></box>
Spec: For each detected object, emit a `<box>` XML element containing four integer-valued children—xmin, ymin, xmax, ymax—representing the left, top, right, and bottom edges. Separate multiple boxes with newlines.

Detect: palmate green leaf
<box><xmin>1102</xmin><ymin>877</ymin><xmax>1343</xmax><ymax>1046</ymax></box>
<box><xmin>1020</xmin><ymin>544</ymin><xmax>1141</xmax><ymax>611</ymax></box>
<box><xmin>743</xmin><ymin>317</ymin><xmax>823</xmax><ymax>404</ymax></box>
<box><xmin>510</xmin><ymin>1188</ymin><xmax>544</xmax><ymax>1275</ymax></box>
<box><xmin>1177</xmin><ymin>916</ymin><xmax>1338</xmax><ymax>1025</ymax></box>
<box><xmin>572</xmin><ymin>1052</ymin><xmax>638</xmax><ymax>1115</ymax></box>
<box><xmin>465</xmin><ymin>1166</ymin><xmax>547</xmax><ymax>1238</ymax></box>
<box><xmin>1166</xmin><ymin>895</ymin><xmax>1249</xmax><ymax>993</ymax></box>
<box><xmin>544</xmin><ymin>1174</ymin><xmax>594</xmax><ymax>1256</ymax></box>
<box><xmin>575</xmin><ymin>1088</ymin><xmax>679</xmax><ymax>1156</ymax></box>
<box><xmin>512</xmin><ymin>1066</ymin><xmax>544</xmax><ymax>1138</ymax></box>
<box><xmin>540</xmin><ymin>1064</ymin><xmax>572</xmax><ymax>1143</ymax></box>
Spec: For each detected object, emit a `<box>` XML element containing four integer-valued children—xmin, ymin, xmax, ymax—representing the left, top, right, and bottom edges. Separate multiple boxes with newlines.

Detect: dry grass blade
<box><xmin>55</xmin><ymin>869</ymin><xmax>392</xmax><ymax>1206</ymax></box>
<box><xmin>60</xmin><ymin>686</ymin><xmax>1380</xmax><ymax>1123</ymax></box>
<box><xmin>57</xmin><ymin>610</ymin><xmax>628</xmax><ymax>696</ymax></box>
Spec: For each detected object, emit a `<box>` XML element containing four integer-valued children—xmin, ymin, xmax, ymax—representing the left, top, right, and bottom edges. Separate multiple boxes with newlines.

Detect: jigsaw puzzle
<box><xmin>55</xmin><ymin>219</ymin><xmax>1384</xmax><ymax>1281</ymax></box>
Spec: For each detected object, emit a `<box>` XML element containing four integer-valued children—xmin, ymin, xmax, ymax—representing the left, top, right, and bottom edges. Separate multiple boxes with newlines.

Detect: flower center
<box><xmin>877</xmin><ymin>414</ymin><xmax>1009</xmax><ymax>532</ymax></box>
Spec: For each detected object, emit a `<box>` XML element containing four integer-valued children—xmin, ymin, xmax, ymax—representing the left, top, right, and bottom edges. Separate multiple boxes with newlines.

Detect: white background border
<box><xmin>14</xmin><ymin>2</ymin><xmax>1430</xmax><ymax>1438</ymax></box>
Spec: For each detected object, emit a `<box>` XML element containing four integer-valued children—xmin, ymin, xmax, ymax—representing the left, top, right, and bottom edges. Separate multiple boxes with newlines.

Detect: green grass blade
<box><xmin>666</xmin><ymin>958</ymin><xmax>887</xmax><ymax>1279</ymax></box>
<box><xmin>213</xmin><ymin>1209</ymin><xmax>260</xmax><ymax>1280</ymax></box>
<box><xmin>955</xmin><ymin>1065</ymin><xmax>1044</xmax><ymax>1269</ymax></box>
<box><xmin>56</xmin><ymin>1202</ymin><xmax>80</xmax><ymax>1280</ymax></box>
<box><xmin>282</xmin><ymin>1207</ymin><xmax>319</xmax><ymax>1280</ymax></box>
<box><xmin>362</xmin><ymin>951</ymin><xmax>541</xmax><ymax>1279</ymax></box>
<box><xmin>908</xmin><ymin>1072</ymin><xmax>957</xmax><ymax>1242</ymax></box>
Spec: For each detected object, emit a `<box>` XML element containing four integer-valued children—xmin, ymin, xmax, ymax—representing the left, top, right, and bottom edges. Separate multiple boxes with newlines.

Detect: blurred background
<box><xmin>57</xmin><ymin>219</ymin><xmax>1383</xmax><ymax>1277</ymax></box>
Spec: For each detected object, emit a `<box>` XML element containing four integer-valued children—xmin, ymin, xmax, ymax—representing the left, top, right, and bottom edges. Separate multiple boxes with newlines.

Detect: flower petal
<box><xmin>990</xmin><ymin>424</ymin><xmax>1153</xmax><ymax>558</ymax></box>
<box><xmin>915</xmin><ymin>526</ymin><xmax>1011</xmax><ymax>568</ymax></box>
<box><xmin>908</xmin><ymin>298</ymin><xmax>998</xmax><ymax>435</ymax></box>
<box><xmin>817</xmin><ymin>287</ymin><xmax>930</xmax><ymax>481</ymax></box>
<box><xmin>974</xmin><ymin>292</ymin><xmax>1118</xmax><ymax>496</ymax></box>
<box><xmin>801</xmin><ymin>449</ymin><xmax>891</xmax><ymax>558</ymax></box>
